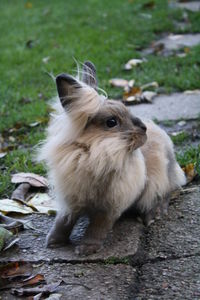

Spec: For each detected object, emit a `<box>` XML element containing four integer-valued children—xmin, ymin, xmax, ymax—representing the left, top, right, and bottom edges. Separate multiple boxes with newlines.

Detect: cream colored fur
<box><xmin>38</xmin><ymin>76</ymin><xmax>186</xmax><ymax>224</ymax></box>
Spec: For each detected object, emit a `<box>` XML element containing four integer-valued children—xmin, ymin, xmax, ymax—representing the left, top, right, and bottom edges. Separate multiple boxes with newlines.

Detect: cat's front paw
<box><xmin>75</xmin><ymin>243</ymin><xmax>101</xmax><ymax>256</ymax></box>
<box><xmin>46</xmin><ymin>232</ymin><xmax>69</xmax><ymax>248</ymax></box>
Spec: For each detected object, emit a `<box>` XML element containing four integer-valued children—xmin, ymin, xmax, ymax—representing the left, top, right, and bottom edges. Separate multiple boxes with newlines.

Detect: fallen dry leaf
<box><xmin>25</xmin><ymin>2</ymin><xmax>33</xmax><ymax>9</ymax></box>
<box><xmin>11</xmin><ymin>280</ymin><xmax>62</xmax><ymax>297</ymax></box>
<box><xmin>11</xmin><ymin>173</ymin><xmax>48</xmax><ymax>188</ymax></box>
<box><xmin>11</xmin><ymin>183</ymin><xmax>31</xmax><ymax>202</ymax></box>
<box><xmin>123</xmin><ymin>87</ymin><xmax>142</xmax><ymax>102</ymax></box>
<box><xmin>0</xmin><ymin>199</ymin><xmax>34</xmax><ymax>214</ymax></box>
<box><xmin>0</xmin><ymin>262</ymin><xmax>32</xmax><ymax>279</ymax></box>
<box><xmin>141</xmin><ymin>81</ymin><xmax>159</xmax><ymax>90</ymax></box>
<box><xmin>3</xmin><ymin>237</ymin><xmax>19</xmax><ymax>251</ymax></box>
<box><xmin>124</xmin><ymin>58</ymin><xmax>144</xmax><ymax>70</ymax></box>
<box><xmin>0</xmin><ymin>152</ymin><xmax>7</xmax><ymax>158</ymax></box>
<box><xmin>42</xmin><ymin>56</ymin><xmax>50</xmax><ymax>64</ymax></box>
<box><xmin>182</xmin><ymin>163</ymin><xmax>197</xmax><ymax>183</ymax></box>
<box><xmin>22</xmin><ymin>274</ymin><xmax>45</xmax><ymax>287</ymax></box>
<box><xmin>109</xmin><ymin>78</ymin><xmax>129</xmax><ymax>88</ymax></box>
<box><xmin>0</xmin><ymin>213</ymin><xmax>34</xmax><ymax>232</ymax></box>
<box><xmin>28</xmin><ymin>193</ymin><xmax>57</xmax><ymax>214</ymax></box>
<box><xmin>0</xmin><ymin>227</ymin><xmax>13</xmax><ymax>251</ymax></box>
<box><xmin>143</xmin><ymin>0</ymin><xmax>155</xmax><ymax>9</ymax></box>
<box><xmin>141</xmin><ymin>91</ymin><xmax>157</xmax><ymax>102</ymax></box>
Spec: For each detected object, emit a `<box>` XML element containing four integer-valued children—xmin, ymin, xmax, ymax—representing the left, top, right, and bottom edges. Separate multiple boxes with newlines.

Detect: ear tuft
<box><xmin>56</xmin><ymin>74</ymin><xmax>81</xmax><ymax>108</ymax></box>
<box><xmin>82</xmin><ymin>61</ymin><xmax>98</xmax><ymax>89</ymax></box>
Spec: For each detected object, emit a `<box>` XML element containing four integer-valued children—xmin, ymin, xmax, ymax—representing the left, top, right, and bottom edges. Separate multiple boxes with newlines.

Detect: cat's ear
<box><xmin>82</xmin><ymin>61</ymin><xmax>98</xmax><ymax>89</ymax></box>
<box><xmin>56</xmin><ymin>74</ymin><xmax>81</xmax><ymax>108</ymax></box>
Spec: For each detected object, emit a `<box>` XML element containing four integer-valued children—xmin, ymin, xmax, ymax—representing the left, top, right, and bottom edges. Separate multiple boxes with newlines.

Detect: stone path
<box><xmin>129</xmin><ymin>91</ymin><xmax>200</xmax><ymax>121</ymax></box>
<box><xmin>174</xmin><ymin>1</ymin><xmax>200</xmax><ymax>12</ymax></box>
<box><xmin>154</xmin><ymin>33</ymin><xmax>200</xmax><ymax>51</ymax></box>
<box><xmin>1</xmin><ymin>187</ymin><xmax>199</xmax><ymax>299</ymax></box>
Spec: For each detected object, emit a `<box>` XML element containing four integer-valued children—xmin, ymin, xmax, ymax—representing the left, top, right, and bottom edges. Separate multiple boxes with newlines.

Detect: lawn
<box><xmin>0</xmin><ymin>0</ymin><xmax>200</xmax><ymax>197</ymax></box>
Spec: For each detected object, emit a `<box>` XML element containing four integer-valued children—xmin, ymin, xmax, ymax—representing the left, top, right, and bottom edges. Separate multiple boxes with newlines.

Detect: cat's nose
<box><xmin>132</xmin><ymin>117</ymin><xmax>147</xmax><ymax>132</ymax></box>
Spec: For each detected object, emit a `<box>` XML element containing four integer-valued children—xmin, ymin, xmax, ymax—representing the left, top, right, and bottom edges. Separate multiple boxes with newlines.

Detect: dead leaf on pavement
<box><xmin>22</xmin><ymin>274</ymin><xmax>45</xmax><ymax>287</ymax></box>
<box><xmin>28</xmin><ymin>193</ymin><xmax>57</xmax><ymax>214</ymax></box>
<box><xmin>3</xmin><ymin>237</ymin><xmax>20</xmax><ymax>251</ymax></box>
<box><xmin>0</xmin><ymin>199</ymin><xmax>34</xmax><ymax>214</ymax></box>
<box><xmin>0</xmin><ymin>262</ymin><xmax>32</xmax><ymax>279</ymax></box>
<box><xmin>0</xmin><ymin>213</ymin><xmax>34</xmax><ymax>232</ymax></box>
<box><xmin>11</xmin><ymin>280</ymin><xmax>62</xmax><ymax>297</ymax></box>
<box><xmin>11</xmin><ymin>173</ymin><xmax>48</xmax><ymax>188</ymax></box>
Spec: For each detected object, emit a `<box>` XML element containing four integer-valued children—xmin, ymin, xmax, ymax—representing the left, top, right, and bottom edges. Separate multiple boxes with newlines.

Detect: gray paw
<box><xmin>75</xmin><ymin>243</ymin><xmax>101</xmax><ymax>256</ymax></box>
<box><xmin>46</xmin><ymin>232</ymin><xmax>69</xmax><ymax>248</ymax></box>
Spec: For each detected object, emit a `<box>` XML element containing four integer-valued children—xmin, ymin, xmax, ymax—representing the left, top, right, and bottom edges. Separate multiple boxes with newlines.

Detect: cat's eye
<box><xmin>106</xmin><ymin>117</ymin><xmax>118</xmax><ymax>128</ymax></box>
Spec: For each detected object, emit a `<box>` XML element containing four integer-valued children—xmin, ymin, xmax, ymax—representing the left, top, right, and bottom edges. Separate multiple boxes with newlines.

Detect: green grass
<box><xmin>171</xmin><ymin>131</ymin><xmax>190</xmax><ymax>145</ymax></box>
<box><xmin>0</xmin><ymin>0</ymin><xmax>200</xmax><ymax>196</ymax></box>
<box><xmin>176</xmin><ymin>145</ymin><xmax>200</xmax><ymax>176</ymax></box>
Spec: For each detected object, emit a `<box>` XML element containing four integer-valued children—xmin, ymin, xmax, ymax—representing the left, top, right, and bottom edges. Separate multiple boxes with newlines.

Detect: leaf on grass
<box><xmin>0</xmin><ymin>262</ymin><xmax>32</xmax><ymax>279</ymax></box>
<box><xmin>11</xmin><ymin>173</ymin><xmax>48</xmax><ymax>188</ymax></box>
<box><xmin>123</xmin><ymin>87</ymin><xmax>142</xmax><ymax>102</ymax></box>
<box><xmin>141</xmin><ymin>81</ymin><xmax>159</xmax><ymax>90</ymax></box>
<box><xmin>0</xmin><ymin>227</ymin><xmax>13</xmax><ymax>251</ymax></box>
<box><xmin>0</xmin><ymin>199</ymin><xmax>34</xmax><ymax>214</ymax></box>
<box><xmin>143</xmin><ymin>0</ymin><xmax>155</xmax><ymax>9</ymax></box>
<box><xmin>124</xmin><ymin>58</ymin><xmax>144</xmax><ymax>70</ymax></box>
<box><xmin>11</xmin><ymin>280</ymin><xmax>62</xmax><ymax>296</ymax></box>
<box><xmin>42</xmin><ymin>56</ymin><xmax>50</xmax><ymax>64</ymax></box>
<box><xmin>0</xmin><ymin>152</ymin><xmax>7</xmax><ymax>158</ymax></box>
<box><xmin>182</xmin><ymin>163</ymin><xmax>197</xmax><ymax>183</ymax></box>
<box><xmin>28</xmin><ymin>193</ymin><xmax>57</xmax><ymax>214</ymax></box>
<box><xmin>109</xmin><ymin>78</ymin><xmax>129</xmax><ymax>88</ymax></box>
<box><xmin>25</xmin><ymin>2</ymin><xmax>33</xmax><ymax>9</ymax></box>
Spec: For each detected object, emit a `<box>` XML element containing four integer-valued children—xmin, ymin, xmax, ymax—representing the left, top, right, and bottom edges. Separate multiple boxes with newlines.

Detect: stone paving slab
<box><xmin>175</xmin><ymin>1</ymin><xmax>200</xmax><ymax>12</ymax></box>
<box><xmin>0</xmin><ymin>215</ymin><xmax>143</xmax><ymax>263</ymax></box>
<box><xmin>145</xmin><ymin>187</ymin><xmax>200</xmax><ymax>261</ymax></box>
<box><xmin>154</xmin><ymin>34</ymin><xmax>200</xmax><ymax>50</ymax></box>
<box><xmin>129</xmin><ymin>92</ymin><xmax>200</xmax><ymax>121</ymax></box>
<box><xmin>1</xmin><ymin>263</ymin><xmax>136</xmax><ymax>300</ymax></box>
<box><xmin>136</xmin><ymin>256</ymin><xmax>200</xmax><ymax>300</ymax></box>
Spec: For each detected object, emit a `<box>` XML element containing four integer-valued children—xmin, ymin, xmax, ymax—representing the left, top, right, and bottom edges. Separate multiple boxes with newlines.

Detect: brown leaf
<box><xmin>143</xmin><ymin>0</ymin><xmax>155</xmax><ymax>9</ymax></box>
<box><xmin>11</xmin><ymin>183</ymin><xmax>31</xmax><ymax>201</ymax></box>
<box><xmin>0</xmin><ymin>213</ymin><xmax>33</xmax><ymax>232</ymax></box>
<box><xmin>182</xmin><ymin>163</ymin><xmax>197</xmax><ymax>183</ymax></box>
<box><xmin>123</xmin><ymin>87</ymin><xmax>142</xmax><ymax>101</ymax></box>
<box><xmin>25</xmin><ymin>2</ymin><xmax>33</xmax><ymax>9</ymax></box>
<box><xmin>0</xmin><ymin>262</ymin><xmax>32</xmax><ymax>279</ymax></box>
<box><xmin>11</xmin><ymin>173</ymin><xmax>48</xmax><ymax>188</ymax></box>
<box><xmin>22</xmin><ymin>274</ymin><xmax>45</xmax><ymax>287</ymax></box>
<box><xmin>11</xmin><ymin>280</ymin><xmax>62</xmax><ymax>296</ymax></box>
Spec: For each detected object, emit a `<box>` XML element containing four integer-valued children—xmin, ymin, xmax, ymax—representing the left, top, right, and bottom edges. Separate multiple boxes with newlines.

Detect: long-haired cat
<box><xmin>38</xmin><ymin>61</ymin><xmax>186</xmax><ymax>255</ymax></box>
